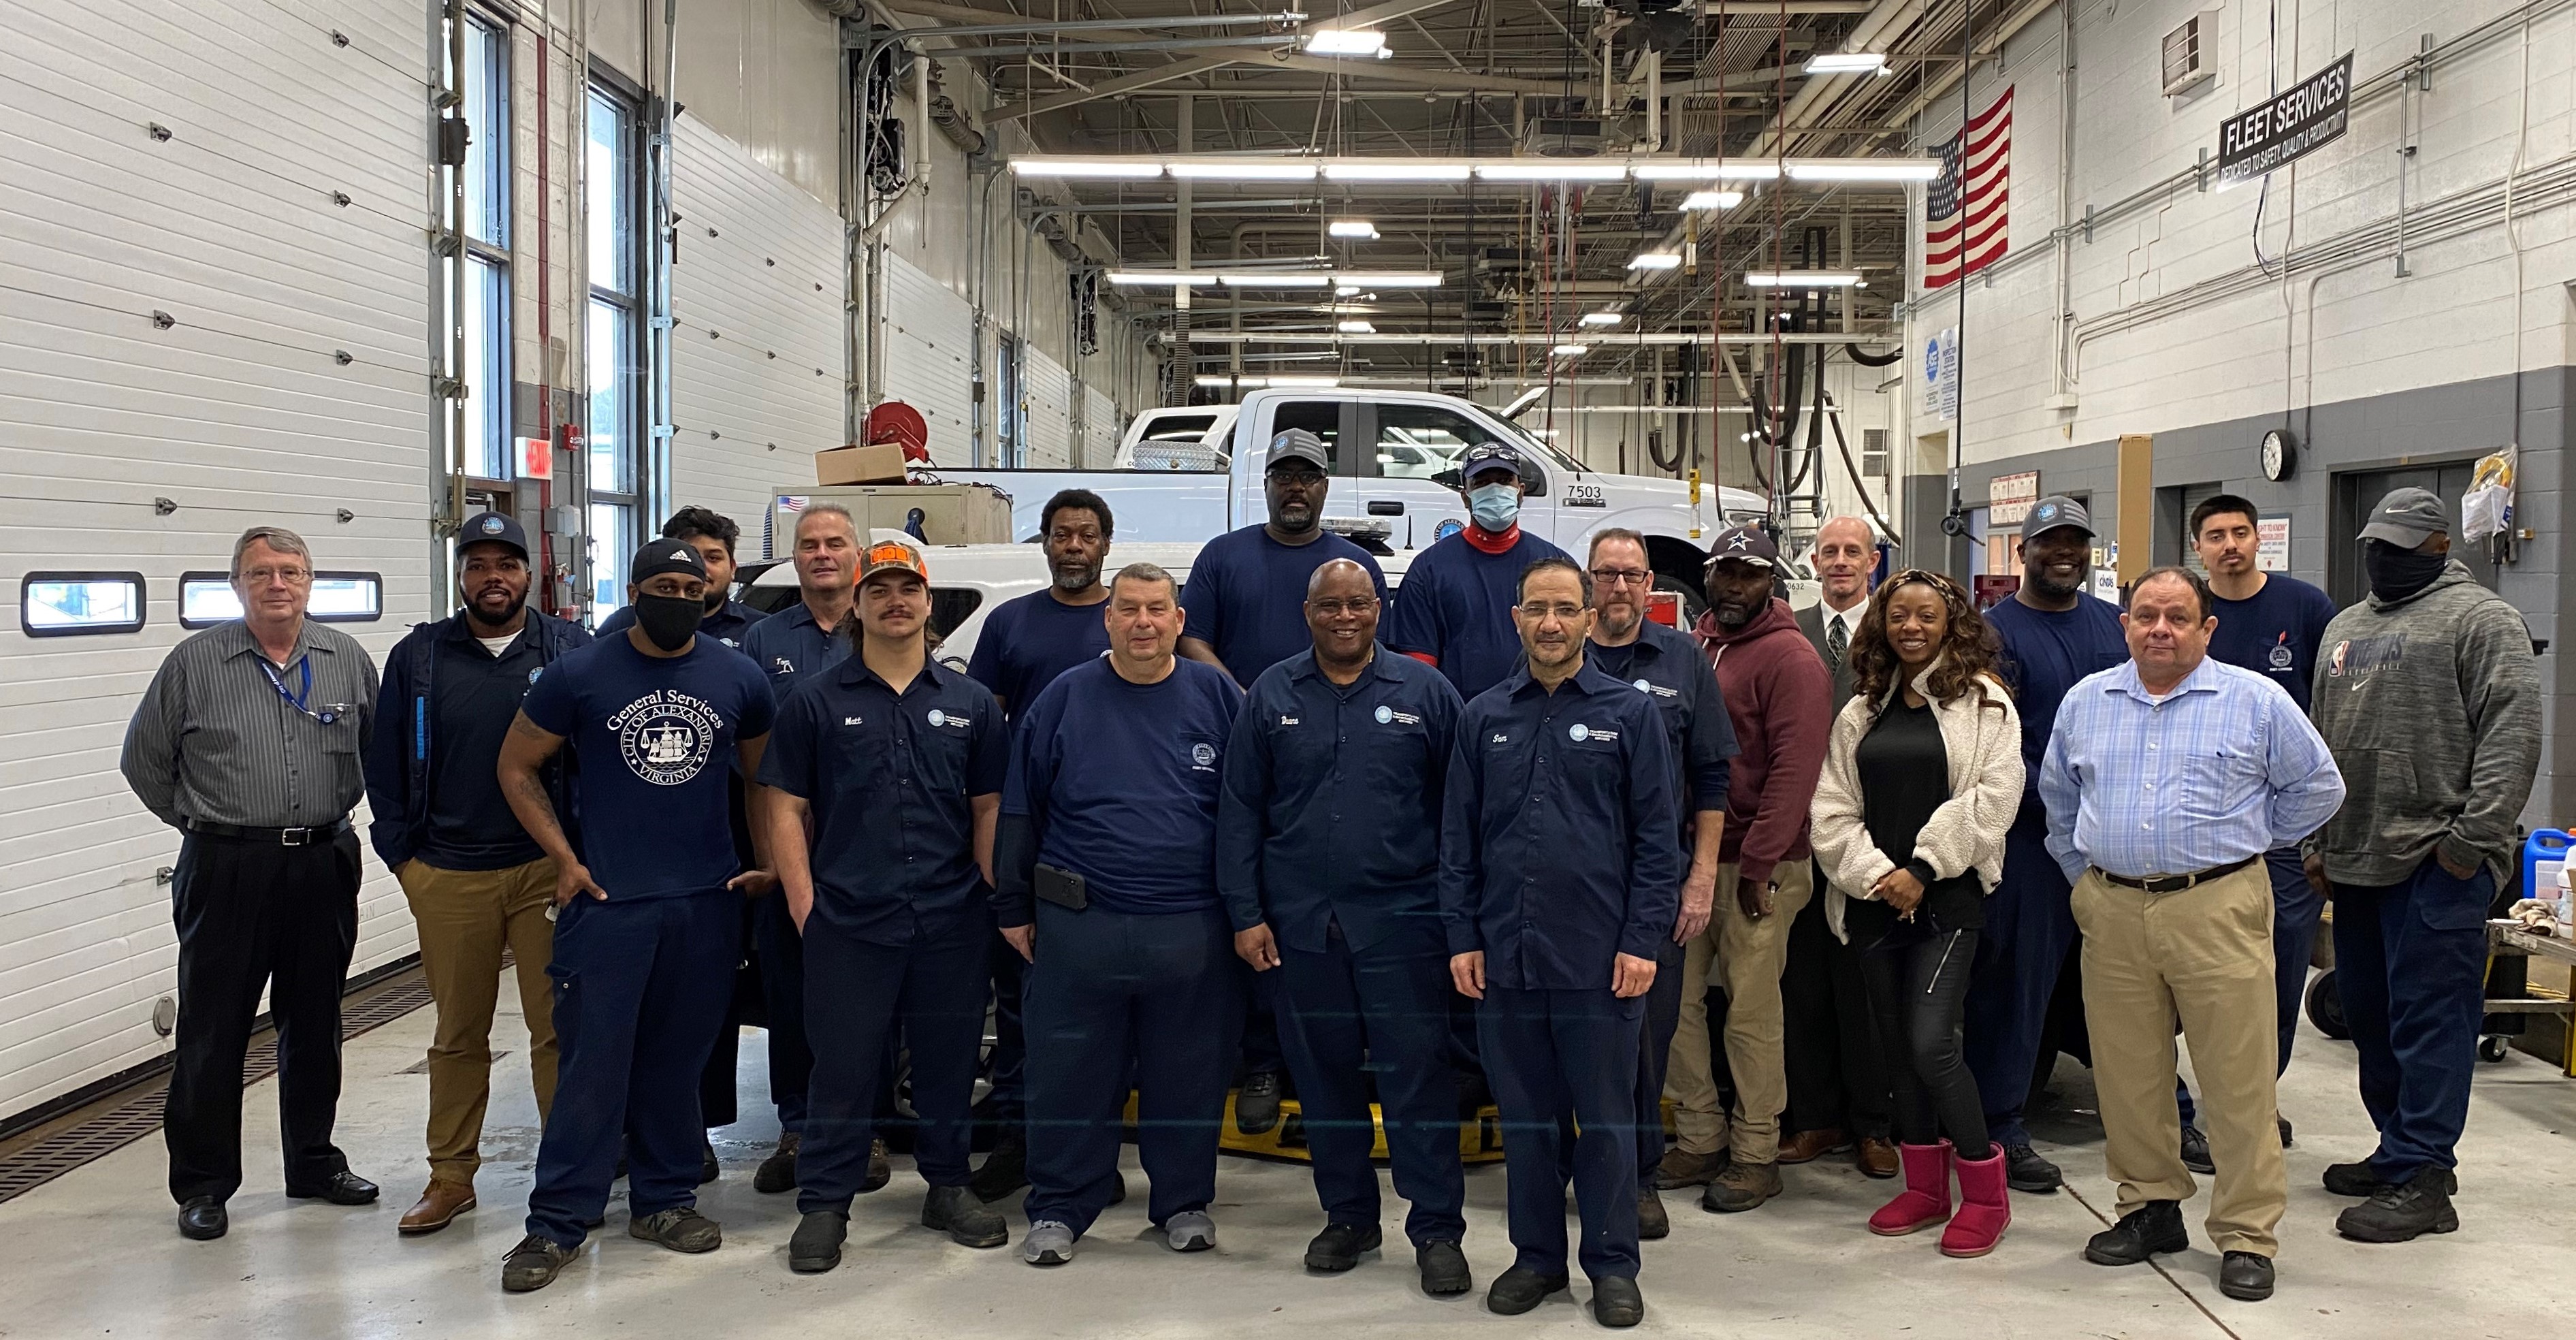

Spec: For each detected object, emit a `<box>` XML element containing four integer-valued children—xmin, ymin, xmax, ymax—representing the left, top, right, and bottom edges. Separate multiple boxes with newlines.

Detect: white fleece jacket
<box><xmin>1809</xmin><ymin>663</ymin><xmax>2024</xmax><ymax>943</ymax></box>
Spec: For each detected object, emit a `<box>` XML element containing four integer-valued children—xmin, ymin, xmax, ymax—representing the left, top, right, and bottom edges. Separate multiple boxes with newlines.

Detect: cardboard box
<box><xmin>815</xmin><ymin>443</ymin><xmax>907</xmax><ymax>485</ymax></box>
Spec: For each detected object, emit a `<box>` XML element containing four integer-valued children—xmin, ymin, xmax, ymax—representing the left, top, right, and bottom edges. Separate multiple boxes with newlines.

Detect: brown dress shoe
<box><xmin>1855</xmin><ymin>1136</ymin><xmax>1900</xmax><ymax>1179</ymax></box>
<box><xmin>1776</xmin><ymin>1128</ymin><xmax>1849</xmax><ymax>1165</ymax></box>
<box><xmin>398</xmin><ymin>1181</ymin><xmax>477</xmax><ymax>1235</ymax></box>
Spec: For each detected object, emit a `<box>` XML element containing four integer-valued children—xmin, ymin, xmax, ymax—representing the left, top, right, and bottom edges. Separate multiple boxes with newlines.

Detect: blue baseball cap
<box><xmin>1460</xmin><ymin>441</ymin><xmax>1524</xmax><ymax>482</ymax></box>
<box><xmin>457</xmin><ymin>511</ymin><xmax>529</xmax><ymax>561</ymax></box>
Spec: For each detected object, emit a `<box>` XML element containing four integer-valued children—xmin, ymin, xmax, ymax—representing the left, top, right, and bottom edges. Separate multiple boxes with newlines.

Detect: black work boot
<box><xmin>788</xmin><ymin>1211</ymin><xmax>846</xmax><ymax>1273</ymax></box>
<box><xmin>754</xmin><ymin>1134</ymin><xmax>799</xmax><ymax>1194</ymax></box>
<box><xmin>2001</xmin><ymin>1143</ymin><xmax>2063</xmax><ymax>1194</ymax></box>
<box><xmin>2179</xmin><ymin>1124</ymin><xmax>2214</xmax><ymax>1175</ymax></box>
<box><xmin>1417</xmin><ymin>1241</ymin><xmax>1472</xmax><ymax>1296</ymax></box>
<box><xmin>971</xmin><ymin>1133</ymin><xmax>1029</xmax><ymax>1202</ymax></box>
<box><xmin>2336</xmin><ymin>1168</ymin><xmax>2461</xmax><ymax>1243</ymax></box>
<box><xmin>1303</xmin><ymin>1222</ymin><xmax>1382</xmax><ymax>1271</ymax></box>
<box><xmin>1235</xmin><ymin>1072</ymin><xmax>1284</xmax><ymax>1135</ymax></box>
<box><xmin>1637</xmin><ymin>1186</ymin><xmax>1669</xmax><ymax>1240</ymax></box>
<box><xmin>1485</xmin><ymin>1266</ymin><xmax>1568</xmax><ymax>1315</ymax></box>
<box><xmin>2218</xmin><ymin>1250</ymin><xmax>2274</xmax><ymax>1301</ymax></box>
<box><xmin>923</xmin><ymin>1184</ymin><xmax>1010</xmax><ymax>1247</ymax></box>
<box><xmin>2084</xmin><ymin>1200</ymin><xmax>2189</xmax><ymax>1266</ymax></box>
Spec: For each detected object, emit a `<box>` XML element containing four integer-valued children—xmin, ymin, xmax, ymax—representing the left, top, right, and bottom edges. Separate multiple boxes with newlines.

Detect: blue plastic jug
<box><xmin>2522</xmin><ymin>829</ymin><xmax>2571</xmax><ymax>910</ymax></box>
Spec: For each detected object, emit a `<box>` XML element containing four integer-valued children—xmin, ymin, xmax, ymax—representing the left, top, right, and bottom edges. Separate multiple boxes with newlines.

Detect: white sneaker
<box><xmin>1023</xmin><ymin>1219</ymin><xmax>1076</xmax><ymax>1266</ymax></box>
<box><xmin>1163</xmin><ymin>1210</ymin><xmax>1216</xmax><ymax>1252</ymax></box>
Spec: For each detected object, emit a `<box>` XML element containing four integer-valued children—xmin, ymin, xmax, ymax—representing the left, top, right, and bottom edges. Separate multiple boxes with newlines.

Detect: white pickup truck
<box><xmin>929</xmin><ymin>387</ymin><xmax>1769</xmax><ymax>605</ymax></box>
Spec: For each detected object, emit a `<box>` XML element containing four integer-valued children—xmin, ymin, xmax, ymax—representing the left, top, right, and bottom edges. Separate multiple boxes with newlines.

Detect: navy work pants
<box><xmin>1274</xmin><ymin>925</ymin><xmax>1465</xmax><ymax>1246</ymax></box>
<box><xmin>1479</xmin><ymin>985</ymin><xmax>1643</xmax><ymax>1283</ymax></box>
<box><xmin>2334</xmin><ymin>857</ymin><xmax>2494</xmax><ymax>1183</ymax></box>
<box><xmin>1023</xmin><ymin>903</ymin><xmax>1245</xmax><ymax>1237</ymax></box>
<box><xmin>1634</xmin><ymin>936</ymin><xmax>1688</xmax><ymax>1185</ymax></box>
<box><xmin>799</xmin><ymin>912</ymin><xmax>991</xmax><ymax>1212</ymax></box>
<box><xmin>1963</xmin><ymin>815</ymin><xmax>2080</xmax><ymax>1146</ymax></box>
<box><xmin>526</xmin><ymin>892</ymin><xmax>739</xmax><ymax>1247</ymax></box>
<box><xmin>986</xmin><ymin>935</ymin><xmax>1028</xmax><ymax>1126</ymax></box>
<box><xmin>754</xmin><ymin>889</ymin><xmax>815</xmax><ymax>1135</ymax></box>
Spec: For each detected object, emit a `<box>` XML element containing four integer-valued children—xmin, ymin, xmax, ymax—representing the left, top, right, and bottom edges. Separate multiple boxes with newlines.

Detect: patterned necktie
<box><xmin>1826</xmin><ymin>615</ymin><xmax>1848</xmax><ymax>669</ymax></box>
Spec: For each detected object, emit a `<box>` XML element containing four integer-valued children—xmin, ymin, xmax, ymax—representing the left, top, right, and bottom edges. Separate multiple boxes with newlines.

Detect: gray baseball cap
<box><xmin>2358</xmin><ymin>487</ymin><xmax>2448</xmax><ymax>547</ymax></box>
<box><xmin>2023</xmin><ymin>494</ymin><xmax>2095</xmax><ymax>539</ymax></box>
<box><xmin>1266</xmin><ymin>428</ymin><xmax>1330</xmax><ymax>472</ymax></box>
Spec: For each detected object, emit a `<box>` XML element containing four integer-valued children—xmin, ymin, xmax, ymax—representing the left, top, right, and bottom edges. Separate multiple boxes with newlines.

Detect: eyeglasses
<box><xmin>239</xmin><ymin>566</ymin><xmax>312</xmax><ymax>586</ymax></box>
<box><xmin>1307</xmin><ymin>596</ymin><xmax>1379</xmax><ymax>616</ymax></box>
<box><xmin>1588</xmin><ymin>567</ymin><xmax>1652</xmax><ymax>587</ymax></box>
<box><xmin>1517</xmin><ymin>601</ymin><xmax>1586</xmax><ymax>619</ymax></box>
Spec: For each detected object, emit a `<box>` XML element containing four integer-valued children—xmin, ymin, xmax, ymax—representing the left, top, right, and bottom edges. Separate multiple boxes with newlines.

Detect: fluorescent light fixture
<box><xmin>1579</xmin><ymin>310</ymin><xmax>1624</xmax><ymax>326</ymax></box>
<box><xmin>1550</xmin><ymin>343</ymin><xmax>1590</xmax><ymax>357</ymax></box>
<box><xmin>1220</xmin><ymin>272</ymin><xmax>1332</xmax><ymax>287</ymax></box>
<box><xmin>1327</xmin><ymin>219</ymin><xmax>1379</xmax><ymax>239</ymax></box>
<box><xmin>1268</xmin><ymin>375</ymin><xmax>1342</xmax><ymax>387</ymax></box>
<box><xmin>1630</xmin><ymin>159</ymin><xmax>1722</xmax><ymax>180</ymax></box>
<box><xmin>1745</xmin><ymin>270</ymin><xmax>1864</xmax><ymax>287</ymax></box>
<box><xmin>1106</xmin><ymin>270</ymin><xmax>1218</xmax><ymax>285</ymax></box>
<box><xmin>1477</xmin><ymin>161</ymin><xmax>1629</xmax><ymax>182</ymax></box>
<box><xmin>1323</xmin><ymin>159</ymin><xmax>1472</xmax><ymax>182</ymax></box>
<box><xmin>1304</xmin><ymin>28</ymin><xmax>1387</xmax><ymax>55</ymax></box>
<box><xmin>1785</xmin><ymin>158</ymin><xmax>1942</xmax><ymax>181</ymax></box>
<box><xmin>1500</xmin><ymin>386</ymin><xmax>1548</xmax><ymax>417</ymax></box>
<box><xmin>1168</xmin><ymin>158</ymin><xmax>1319</xmax><ymax>180</ymax></box>
<box><xmin>1627</xmin><ymin>253</ymin><xmax>1683</xmax><ymax>271</ymax></box>
<box><xmin>1680</xmin><ymin>189</ymin><xmax>1743</xmax><ymax>210</ymax></box>
<box><xmin>1197</xmin><ymin>374</ymin><xmax>1255</xmax><ymax>388</ymax></box>
<box><xmin>1337</xmin><ymin>271</ymin><xmax>1442</xmax><ymax>287</ymax></box>
<box><xmin>1804</xmin><ymin>52</ymin><xmax>1890</xmax><ymax>74</ymax></box>
<box><xmin>1714</xmin><ymin>161</ymin><xmax>1784</xmax><ymax>180</ymax></box>
<box><xmin>1334</xmin><ymin>285</ymin><xmax>1363</xmax><ymax>296</ymax></box>
<box><xmin>1528</xmin><ymin>428</ymin><xmax>1561</xmax><ymax>438</ymax></box>
<box><xmin>1010</xmin><ymin>158</ymin><xmax>1163</xmax><ymax>179</ymax></box>
<box><xmin>1338</xmin><ymin>319</ymin><xmax>1376</xmax><ymax>333</ymax></box>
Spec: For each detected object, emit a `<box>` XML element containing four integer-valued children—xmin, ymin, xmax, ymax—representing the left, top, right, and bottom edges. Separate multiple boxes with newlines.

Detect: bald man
<box><xmin>1780</xmin><ymin>517</ymin><xmax>1895</xmax><ymax>1177</ymax></box>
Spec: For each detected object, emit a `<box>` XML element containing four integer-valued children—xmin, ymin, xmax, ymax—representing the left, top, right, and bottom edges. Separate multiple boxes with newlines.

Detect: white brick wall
<box><xmin>1910</xmin><ymin>0</ymin><xmax>2576</xmax><ymax>466</ymax></box>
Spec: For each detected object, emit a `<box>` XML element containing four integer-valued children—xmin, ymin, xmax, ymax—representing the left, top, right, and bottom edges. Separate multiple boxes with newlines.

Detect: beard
<box><xmin>464</xmin><ymin>588</ymin><xmax>528</xmax><ymax>630</ymax></box>
<box><xmin>2027</xmin><ymin>566</ymin><xmax>2086</xmax><ymax>601</ymax></box>
<box><xmin>1052</xmin><ymin>562</ymin><xmax>1102</xmax><ymax>594</ymax></box>
<box><xmin>701</xmin><ymin>586</ymin><xmax>728</xmax><ymax>613</ymax></box>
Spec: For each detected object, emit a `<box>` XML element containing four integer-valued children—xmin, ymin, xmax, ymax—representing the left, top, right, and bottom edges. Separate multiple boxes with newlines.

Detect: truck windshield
<box><xmin>1496</xmin><ymin>420</ymin><xmax>1590</xmax><ymax>475</ymax></box>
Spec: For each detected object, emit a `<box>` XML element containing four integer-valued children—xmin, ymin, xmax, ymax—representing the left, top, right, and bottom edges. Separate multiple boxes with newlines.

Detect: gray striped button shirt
<box><xmin>121</xmin><ymin>618</ymin><xmax>380</xmax><ymax>829</ymax></box>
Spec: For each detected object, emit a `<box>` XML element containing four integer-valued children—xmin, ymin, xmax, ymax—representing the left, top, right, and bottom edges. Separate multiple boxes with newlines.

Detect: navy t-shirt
<box><xmin>1985</xmin><ymin>594</ymin><xmax>2127</xmax><ymax>818</ymax></box>
<box><xmin>1003</xmin><ymin>657</ymin><xmax>1244</xmax><ymax>914</ymax></box>
<box><xmin>967</xmin><ymin>588</ymin><xmax>1112</xmax><ymax>719</ymax></box>
<box><xmin>2208</xmin><ymin>574</ymin><xmax>2338</xmax><ymax>714</ymax></box>
<box><xmin>421</xmin><ymin>628</ymin><xmax>550</xmax><ymax>870</ymax></box>
<box><xmin>1382</xmin><ymin>530</ymin><xmax>1573</xmax><ymax>702</ymax></box>
<box><xmin>1181</xmin><ymin>525</ymin><xmax>1389</xmax><ymax>686</ymax></box>
<box><xmin>521</xmin><ymin>634</ymin><xmax>777</xmax><ymax>899</ymax></box>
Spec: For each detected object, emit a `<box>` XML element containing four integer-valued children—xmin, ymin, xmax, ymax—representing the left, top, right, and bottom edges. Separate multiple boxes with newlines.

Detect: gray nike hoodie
<box><xmin>2308</xmin><ymin>562</ymin><xmax>2541</xmax><ymax>887</ymax></box>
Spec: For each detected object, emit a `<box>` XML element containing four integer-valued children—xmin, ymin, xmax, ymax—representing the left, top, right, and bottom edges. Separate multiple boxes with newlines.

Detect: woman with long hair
<box><xmin>1809</xmin><ymin>570</ymin><xmax>2024</xmax><ymax>1258</ymax></box>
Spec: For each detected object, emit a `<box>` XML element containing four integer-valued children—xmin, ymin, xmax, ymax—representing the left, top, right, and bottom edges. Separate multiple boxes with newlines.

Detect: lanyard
<box><xmin>259</xmin><ymin>654</ymin><xmax>334</xmax><ymax>723</ymax></box>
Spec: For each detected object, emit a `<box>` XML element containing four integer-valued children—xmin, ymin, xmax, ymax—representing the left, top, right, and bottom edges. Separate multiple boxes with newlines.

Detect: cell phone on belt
<box><xmin>1034</xmin><ymin>863</ymin><xmax>1089</xmax><ymax>911</ymax></box>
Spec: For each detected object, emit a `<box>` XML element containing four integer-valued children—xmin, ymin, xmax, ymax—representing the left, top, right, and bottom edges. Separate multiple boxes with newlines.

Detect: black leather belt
<box><xmin>184</xmin><ymin>818</ymin><xmax>351</xmax><ymax>846</ymax></box>
<box><xmin>2100</xmin><ymin>855</ymin><xmax>2257</xmax><ymax>894</ymax></box>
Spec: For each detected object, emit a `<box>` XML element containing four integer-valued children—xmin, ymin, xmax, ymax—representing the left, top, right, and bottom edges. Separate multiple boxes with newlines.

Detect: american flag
<box><xmin>1924</xmin><ymin>86</ymin><xmax>2012</xmax><ymax>290</ymax></box>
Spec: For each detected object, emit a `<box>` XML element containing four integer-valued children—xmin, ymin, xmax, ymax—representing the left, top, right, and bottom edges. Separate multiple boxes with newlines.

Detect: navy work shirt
<box><xmin>1000</xmin><ymin>657</ymin><xmax>1244</xmax><ymax>921</ymax></box>
<box><xmin>967</xmin><ymin>588</ymin><xmax>1112</xmax><ymax>719</ymax></box>
<box><xmin>1182</xmin><ymin>524</ymin><xmax>1389</xmax><ymax>685</ymax></box>
<box><xmin>598</xmin><ymin>597</ymin><xmax>765</xmax><ymax>654</ymax></box>
<box><xmin>743</xmin><ymin>600</ymin><xmax>852</xmax><ymax>703</ymax></box>
<box><xmin>421</xmin><ymin>624</ymin><xmax>551</xmax><ymax>870</ymax></box>
<box><xmin>2207</xmin><ymin>574</ymin><xmax>2338</xmax><ymax>714</ymax></box>
<box><xmin>1438</xmin><ymin>662</ymin><xmax>1681</xmax><ymax>991</ymax></box>
<box><xmin>1985</xmin><ymin>593</ymin><xmax>2127</xmax><ymax>820</ymax></box>
<box><xmin>758</xmin><ymin>656</ymin><xmax>1008</xmax><ymax>945</ymax></box>
<box><xmin>1586</xmin><ymin>619</ymin><xmax>1739</xmax><ymax>842</ymax></box>
<box><xmin>1216</xmin><ymin>647</ymin><xmax>1463</xmax><ymax>954</ymax></box>
<box><xmin>520</xmin><ymin>634</ymin><xmax>775</xmax><ymax>900</ymax></box>
<box><xmin>1382</xmin><ymin>528</ymin><xmax>1573</xmax><ymax>702</ymax></box>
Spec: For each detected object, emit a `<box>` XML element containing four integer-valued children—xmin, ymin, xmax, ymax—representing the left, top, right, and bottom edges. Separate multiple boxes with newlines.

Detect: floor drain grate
<box><xmin>0</xmin><ymin>975</ymin><xmax>439</xmax><ymax>1205</ymax></box>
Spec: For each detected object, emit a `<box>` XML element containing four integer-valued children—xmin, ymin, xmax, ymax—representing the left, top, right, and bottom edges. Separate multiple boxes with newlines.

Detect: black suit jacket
<box><xmin>1797</xmin><ymin>602</ymin><xmax>1863</xmax><ymax>715</ymax></box>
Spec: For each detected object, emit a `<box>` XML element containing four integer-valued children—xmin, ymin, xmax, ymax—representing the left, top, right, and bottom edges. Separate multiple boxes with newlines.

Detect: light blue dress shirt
<box><xmin>2040</xmin><ymin>656</ymin><xmax>2345</xmax><ymax>884</ymax></box>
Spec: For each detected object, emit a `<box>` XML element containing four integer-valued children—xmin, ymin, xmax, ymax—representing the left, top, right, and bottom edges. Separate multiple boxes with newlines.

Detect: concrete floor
<box><xmin>3</xmin><ymin>974</ymin><xmax>2571</xmax><ymax>1340</ymax></box>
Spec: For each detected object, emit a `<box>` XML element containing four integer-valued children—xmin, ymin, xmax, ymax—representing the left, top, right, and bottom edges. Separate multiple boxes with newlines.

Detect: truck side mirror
<box><xmin>1431</xmin><ymin>468</ymin><xmax>1463</xmax><ymax>491</ymax></box>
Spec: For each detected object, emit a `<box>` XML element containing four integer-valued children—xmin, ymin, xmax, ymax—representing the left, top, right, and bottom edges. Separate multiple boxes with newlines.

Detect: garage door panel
<box><xmin>881</xmin><ymin>251</ymin><xmax>975</xmax><ymax>467</ymax></box>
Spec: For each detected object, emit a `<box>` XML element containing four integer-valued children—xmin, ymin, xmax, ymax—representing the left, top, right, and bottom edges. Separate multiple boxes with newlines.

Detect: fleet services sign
<box><xmin>2216</xmin><ymin>54</ymin><xmax>2353</xmax><ymax>188</ymax></box>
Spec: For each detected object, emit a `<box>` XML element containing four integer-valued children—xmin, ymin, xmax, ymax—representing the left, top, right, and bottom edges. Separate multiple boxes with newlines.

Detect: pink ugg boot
<box><xmin>1939</xmin><ymin>1146</ymin><xmax>2012</xmax><ymax>1257</ymax></box>
<box><xmin>1868</xmin><ymin>1141</ymin><xmax>1952</xmax><ymax>1236</ymax></box>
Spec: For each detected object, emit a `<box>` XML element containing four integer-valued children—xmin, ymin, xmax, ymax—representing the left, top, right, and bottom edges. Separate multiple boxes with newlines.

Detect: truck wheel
<box><xmin>2305</xmin><ymin>970</ymin><xmax>2350</xmax><ymax>1040</ymax></box>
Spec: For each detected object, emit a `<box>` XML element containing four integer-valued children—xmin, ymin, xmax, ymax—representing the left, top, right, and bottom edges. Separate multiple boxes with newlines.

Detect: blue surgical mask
<box><xmin>1468</xmin><ymin>482</ymin><xmax>1520</xmax><ymax>531</ymax></box>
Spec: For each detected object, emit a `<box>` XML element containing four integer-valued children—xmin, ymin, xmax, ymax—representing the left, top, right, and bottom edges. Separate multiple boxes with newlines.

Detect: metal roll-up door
<box><xmin>880</xmin><ymin>252</ymin><xmax>976</xmax><ymax>466</ymax></box>
<box><xmin>1020</xmin><ymin>347</ymin><xmax>1072</xmax><ymax>467</ymax></box>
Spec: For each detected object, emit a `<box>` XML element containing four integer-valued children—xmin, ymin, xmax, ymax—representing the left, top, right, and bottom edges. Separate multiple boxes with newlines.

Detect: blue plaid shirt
<box><xmin>2040</xmin><ymin>656</ymin><xmax>2345</xmax><ymax>884</ymax></box>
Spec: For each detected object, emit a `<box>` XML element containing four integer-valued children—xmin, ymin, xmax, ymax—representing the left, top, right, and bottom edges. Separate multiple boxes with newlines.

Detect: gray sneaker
<box><xmin>629</xmin><ymin>1206</ymin><xmax>722</xmax><ymax>1253</ymax></box>
<box><xmin>1023</xmin><ymin>1219</ymin><xmax>1077</xmax><ymax>1266</ymax></box>
<box><xmin>1163</xmin><ymin>1209</ymin><xmax>1217</xmax><ymax>1252</ymax></box>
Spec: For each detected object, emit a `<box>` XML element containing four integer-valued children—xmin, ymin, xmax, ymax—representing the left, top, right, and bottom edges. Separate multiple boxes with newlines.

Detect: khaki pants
<box><xmin>2072</xmin><ymin>863</ymin><xmax>2285</xmax><ymax>1257</ymax></box>
<box><xmin>398</xmin><ymin>857</ymin><xmax>560</xmax><ymax>1186</ymax></box>
<box><xmin>1667</xmin><ymin>860</ymin><xmax>1812</xmax><ymax>1163</ymax></box>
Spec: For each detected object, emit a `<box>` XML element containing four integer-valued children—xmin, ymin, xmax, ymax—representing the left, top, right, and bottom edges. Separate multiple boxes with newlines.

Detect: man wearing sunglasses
<box><xmin>1583</xmin><ymin>528</ymin><xmax>1737</xmax><ymax>1241</ymax></box>
<box><xmin>125</xmin><ymin>526</ymin><xmax>383</xmax><ymax>1241</ymax></box>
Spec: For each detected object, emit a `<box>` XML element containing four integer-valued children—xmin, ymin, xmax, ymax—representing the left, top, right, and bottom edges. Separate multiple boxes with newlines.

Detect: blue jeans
<box><xmin>527</xmin><ymin>893</ymin><xmax>739</xmax><ymax>1247</ymax></box>
<box><xmin>2333</xmin><ymin>856</ymin><xmax>2494</xmax><ymax>1182</ymax></box>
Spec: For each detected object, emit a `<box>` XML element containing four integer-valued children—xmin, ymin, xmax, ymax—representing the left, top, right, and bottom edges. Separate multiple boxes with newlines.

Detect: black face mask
<box><xmin>634</xmin><ymin>593</ymin><xmax>702</xmax><ymax>651</ymax></box>
<box><xmin>2364</xmin><ymin>540</ymin><xmax>2448</xmax><ymax>603</ymax></box>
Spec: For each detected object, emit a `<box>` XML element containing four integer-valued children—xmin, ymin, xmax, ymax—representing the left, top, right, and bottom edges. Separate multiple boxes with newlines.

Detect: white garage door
<box><xmin>1081</xmin><ymin>385</ymin><xmax>1118</xmax><ymax>467</ymax></box>
<box><xmin>671</xmin><ymin>114</ymin><xmax>845</xmax><ymax>549</ymax></box>
<box><xmin>0</xmin><ymin>0</ymin><xmax>432</xmax><ymax>1121</ymax></box>
<box><xmin>1020</xmin><ymin>347</ymin><xmax>1072</xmax><ymax>467</ymax></box>
<box><xmin>880</xmin><ymin>251</ymin><xmax>975</xmax><ymax>466</ymax></box>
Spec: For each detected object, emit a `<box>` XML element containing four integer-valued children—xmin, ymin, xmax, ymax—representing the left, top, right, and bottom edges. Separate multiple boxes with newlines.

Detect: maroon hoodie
<box><xmin>1692</xmin><ymin>596</ymin><xmax>1833</xmax><ymax>886</ymax></box>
